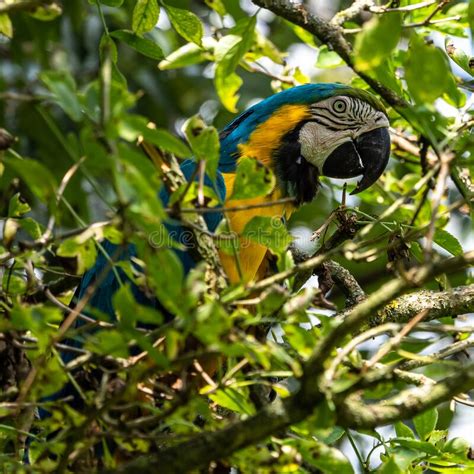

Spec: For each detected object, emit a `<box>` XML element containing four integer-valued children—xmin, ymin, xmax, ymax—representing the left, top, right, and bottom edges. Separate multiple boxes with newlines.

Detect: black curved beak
<box><xmin>321</xmin><ymin>127</ymin><xmax>390</xmax><ymax>195</ymax></box>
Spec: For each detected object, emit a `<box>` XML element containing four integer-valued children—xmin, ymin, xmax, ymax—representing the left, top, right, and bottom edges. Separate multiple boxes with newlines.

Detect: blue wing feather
<box><xmin>70</xmin><ymin>159</ymin><xmax>226</xmax><ymax>324</ymax></box>
<box><xmin>219</xmin><ymin>83</ymin><xmax>347</xmax><ymax>172</ymax></box>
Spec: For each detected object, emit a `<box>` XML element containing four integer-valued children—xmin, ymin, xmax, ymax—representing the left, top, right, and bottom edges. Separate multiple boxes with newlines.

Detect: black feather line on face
<box><xmin>272</xmin><ymin>124</ymin><xmax>320</xmax><ymax>205</ymax></box>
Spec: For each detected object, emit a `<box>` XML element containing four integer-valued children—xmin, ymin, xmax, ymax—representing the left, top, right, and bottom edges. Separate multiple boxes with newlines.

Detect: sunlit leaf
<box><xmin>243</xmin><ymin>215</ymin><xmax>292</xmax><ymax>255</ymax></box>
<box><xmin>214</xmin><ymin>16</ymin><xmax>256</xmax><ymax>111</ymax></box>
<box><xmin>404</xmin><ymin>34</ymin><xmax>451</xmax><ymax>104</ymax></box>
<box><xmin>183</xmin><ymin>115</ymin><xmax>220</xmax><ymax>180</ymax></box>
<box><xmin>230</xmin><ymin>158</ymin><xmax>275</xmax><ymax>200</ymax></box>
<box><xmin>0</xmin><ymin>14</ymin><xmax>12</xmax><ymax>38</ymax></box>
<box><xmin>132</xmin><ymin>0</ymin><xmax>159</xmax><ymax>35</ymax></box>
<box><xmin>57</xmin><ymin>236</ymin><xmax>98</xmax><ymax>274</ymax></box>
<box><xmin>165</xmin><ymin>3</ymin><xmax>203</xmax><ymax>46</ymax></box>
<box><xmin>3</xmin><ymin>155</ymin><xmax>57</xmax><ymax>204</ymax></box>
<box><xmin>111</xmin><ymin>29</ymin><xmax>163</xmax><ymax>59</ymax></box>
<box><xmin>316</xmin><ymin>45</ymin><xmax>344</xmax><ymax>69</ymax></box>
<box><xmin>159</xmin><ymin>42</ymin><xmax>209</xmax><ymax>70</ymax></box>
<box><xmin>354</xmin><ymin>12</ymin><xmax>402</xmax><ymax>71</ymax></box>
<box><xmin>433</xmin><ymin>229</ymin><xmax>463</xmax><ymax>256</ymax></box>
<box><xmin>8</xmin><ymin>193</ymin><xmax>30</xmax><ymax>217</ymax></box>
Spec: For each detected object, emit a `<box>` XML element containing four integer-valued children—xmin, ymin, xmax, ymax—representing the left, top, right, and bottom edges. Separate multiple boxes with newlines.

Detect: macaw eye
<box><xmin>333</xmin><ymin>99</ymin><xmax>347</xmax><ymax>113</ymax></box>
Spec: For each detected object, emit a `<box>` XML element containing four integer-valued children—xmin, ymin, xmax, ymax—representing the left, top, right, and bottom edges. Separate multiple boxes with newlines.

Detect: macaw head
<box><xmin>219</xmin><ymin>83</ymin><xmax>390</xmax><ymax>204</ymax></box>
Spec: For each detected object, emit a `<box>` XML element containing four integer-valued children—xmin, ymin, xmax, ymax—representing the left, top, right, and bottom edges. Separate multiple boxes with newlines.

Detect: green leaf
<box><xmin>243</xmin><ymin>216</ymin><xmax>293</xmax><ymax>255</ymax></box>
<box><xmin>283</xmin><ymin>323</ymin><xmax>315</xmax><ymax>358</ymax></box>
<box><xmin>118</xmin><ymin>114</ymin><xmax>191</xmax><ymax>157</ymax></box>
<box><xmin>404</xmin><ymin>34</ymin><xmax>451</xmax><ymax>104</ymax></box>
<box><xmin>20</xmin><ymin>217</ymin><xmax>43</xmax><ymax>240</ymax></box>
<box><xmin>414</xmin><ymin>408</ymin><xmax>438</xmax><ymax>440</ymax></box>
<box><xmin>433</xmin><ymin>229</ymin><xmax>463</xmax><ymax>256</ymax></box>
<box><xmin>297</xmin><ymin>439</ymin><xmax>354</xmax><ymax>474</ymax></box>
<box><xmin>57</xmin><ymin>235</ymin><xmax>98</xmax><ymax>275</ymax></box>
<box><xmin>193</xmin><ymin>300</ymin><xmax>231</xmax><ymax>345</ymax></box>
<box><xmin>8</xmin><ymin>193</ymin><xmax>31</xmax><ymax>217</ymax></box>
<box><xmin>215</xmin><ymin>69</ymin><xmax>242</xmax><ymax>113</ymax></box>
<box><xmin>443</xmin><ymin>437</ymin><xmax>470</xmax><ymax>455</ymax></box>
<box><xmin>3</xmin><ymin>155</ymin><xmax>57</xmax><ymax>204</ymax></box>
<box><xmin>145</xmin><ymin>248</ymin><xmax>185</xmax><ymax>317</ymax></box>
<box><xmin>445</xmin><ymin>37</ymin><xmax>473</xmax><ymax>77</ymax></box>
<box><xmin>469</xmin><ymin>0</ymin><xmax>474</xmax><ymax>36</ymax></box>
<box><xmin>40</xmin><ymin>70</ymin><xmax>83</xmax><ymax>122</ymax></box>
<box><xmin>230</xmin><ymin>157</ymin><xmax>275</xmax><ymax>200</ymax></box>
<box><xmin>132</xmin><ymin>0</ymin><xmax>159</xmax><ymax>35</ymax></box>
<box><xmin>208</xmin><ymin>388</ymin><xmax>255</xmax><ymax>415</ymax></box>
<box><xmin>87</xmin><ymin>330</ymin><xmax>129</xmax><ymax>358</ymax></box>
<box><xmin>113</xmin><ymin>284</ymin><xmax>163</xmax><ymax>328</ymax></box>
<box><xmin>110</xmin><ymin>29</ymin><xmax>163</xmax><ymax>59</ymax></box>
<box><xmin>10</xmin><ymin>305</ymin><xmax>62</xmax><ymax>334</ymax></box>
<box><xmin>183</xmin><ymin>115</ymin><xmax>220</xmax><ymax>180</ymax></box>
<box><xmin>204</xmin><ymin>0</ymin><xmax>226</xmax><ymax>16</ymax></box>
<box><xmin>394</xmin><ymin>437</ymin><xmax>441</xmax><ymax>456</ymax></box>
<box><xmin>316</xmin><ymin>45</ymin><xmax>344</xmax><ymax>68</ymax></box>
<box><xmin>158</xmin><ymin>41</ymin><xmax>210</xmax><ymax>70</ymax></box>
<box><xmin>29</xmin><ymin>3</ymin><xmax>62</xmax><ymax>21</ymax></box>
<box><xmin>354</xmin><ymin>12</ymin><xmax>402</xmax><ymax>72</ymax></box>
<box><xmin>392</xmin><ymin>449</ymin><xmax>423</xmax><ymax>471</ymax></box>
<box><xmin>394</xmin><ymin>421</ymin><xmax>415</xmax><ymax>439</ymax></box>
<box><xmin>164</xmin><ymin>4</ymin><xmax>203</xmax><ymax>46</ymax></box>
<box><xmin>0</xmin><ymin>14</ymin><xmax>12</xmax><ymax>38</ymax></box>
<box><xmin>100</xmin><ymin>33</ymin><xmax>118</xmax><ymax>63</ymax></box>
<box><xmin>214</xmin><ymin>17</ymin><xmax>256</xmax><ymax>111</ymax></box>
<box><xmin>377</xmin><ymin>456</ymin><xmax>404</xmax><ymax>474</ymax></box>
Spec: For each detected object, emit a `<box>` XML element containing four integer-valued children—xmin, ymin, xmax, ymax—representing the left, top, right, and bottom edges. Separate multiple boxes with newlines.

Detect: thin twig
<box><xmin>363</xmin><ymin>308</ymin><xmax>430</xmax><ymax>371</ymax></box>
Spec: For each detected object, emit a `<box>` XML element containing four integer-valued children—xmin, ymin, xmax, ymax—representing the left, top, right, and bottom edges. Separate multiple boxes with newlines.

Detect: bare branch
<box><xmin>252</xmin><ymin>0</ymin><xmax>408</xmax><ymax>109</ymax></box>
<box><xmin>369</xmin><ymin>284</ymin><xmax>474</xmax><ymax>327</ymax></box>
<box><xmin>336</xmin><ymin>363</ymin><xmax>474</xmax><ymax>429</ymax></box>
<box><xmin>115</xmin><ymin>252</ymin><xmax>474</xmax><ymax>473</ymax></box>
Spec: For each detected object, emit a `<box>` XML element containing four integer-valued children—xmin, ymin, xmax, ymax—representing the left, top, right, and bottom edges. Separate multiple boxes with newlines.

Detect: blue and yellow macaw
<box><xmin>72</xmin><ymin>83</ymin><xmax>390</xmax><ymax>322</ymax></box>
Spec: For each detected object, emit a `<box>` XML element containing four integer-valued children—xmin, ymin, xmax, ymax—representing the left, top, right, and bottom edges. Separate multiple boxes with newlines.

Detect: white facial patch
<box><xmin>299</xmin><ymin>122</ymin><xmax>352</xmax><ymax>171</ymax></box>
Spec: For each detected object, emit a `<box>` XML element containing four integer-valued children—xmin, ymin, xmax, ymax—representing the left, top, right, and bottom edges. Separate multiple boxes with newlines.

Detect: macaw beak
<box><xmin>321</xmin><ymin>127</ymin><xmax>391</xmax><ymax>195</ymax></box>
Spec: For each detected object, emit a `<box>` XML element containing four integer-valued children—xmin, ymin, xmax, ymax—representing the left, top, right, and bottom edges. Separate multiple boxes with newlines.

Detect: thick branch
<box><xmin>325</xmin><ymin>260</ymin><xmax>366</xmax><ymax>306</ymax></box>
<box><xmin>331</xmin><ymin>0</ymin><xmax>373</xmax><ymax>26</ymax></box>
<box><xmin>115</xmin><ymin>251</ymin><xmax>474</xmax><ymax>473</ymax></box>
<box><xmin>252</xmin><ymin>0</ymin><xmax>408</xmax><ymax>109</ymax></box>
<box><xmin>369</xmin><ymin>284</ymin><xmax>474</xmax><ymax>327</ymax></box>
<box><xmin>113</xmin><ymin>397</ymin><xmax>307</xmax><ymax>474</ymax></box>
<box><xmin>336</xmin><ymin>363</ymin><xmax>474</xmax><ymax>429</ymax></box>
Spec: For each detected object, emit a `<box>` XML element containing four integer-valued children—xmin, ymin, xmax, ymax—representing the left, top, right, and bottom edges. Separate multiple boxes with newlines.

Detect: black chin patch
<box><xmin>322</xmin><ymin>140</ymin><xmax>364</xmax><ymax>179</ymax></box>
<box><xmin>272</xmin><ymin>125</ymin><xmax>319</xmax><ymax>205</ymax></box>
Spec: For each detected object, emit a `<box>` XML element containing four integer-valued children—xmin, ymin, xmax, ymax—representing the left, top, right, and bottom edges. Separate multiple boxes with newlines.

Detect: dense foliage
<box><xmin>0</xmin><ymin>0</ymin><xmax>474</xmax><ymax>472</ymax></box>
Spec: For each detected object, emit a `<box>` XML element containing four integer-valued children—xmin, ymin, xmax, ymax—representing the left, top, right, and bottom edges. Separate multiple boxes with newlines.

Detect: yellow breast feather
<box><xmin>218</xmin><ymin>104</ymin><xmax>309</xmax><ymax>283</ymax></box>
<box><xmin>219</xmin><ymin>173</ymin><xmax>295</xmax><ymax>284</ymax></box>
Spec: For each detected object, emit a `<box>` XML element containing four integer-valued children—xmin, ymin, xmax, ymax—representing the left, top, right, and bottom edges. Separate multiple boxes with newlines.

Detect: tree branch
<box><xmin>368</xmin><ymin>284</ymin><xmax>474</xmax><ymax>327</ymax></box>
<box><xmin>141</xmin><ymin>142</ymin><xmax>227</xmax><ymax>292</ymax></box>
<box><xmin>114</xmin><ymin>251</ymin><xmax>474</xmax><ymax>473</ymax></box>
<box><xmin>252</xmin><ymin>0</ymin><xmax>408</xmax><ymax>109</ymax></box>
<box><xmin>336</xmin><ymin>363</ymin><xmax>474</xmax><ymax>429</ymax></box>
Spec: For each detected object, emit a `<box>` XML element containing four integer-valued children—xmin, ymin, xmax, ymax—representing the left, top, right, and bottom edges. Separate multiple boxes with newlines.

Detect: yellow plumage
<box><xmin>219</xmin><ymin>104</ymin><xmax>310</xmax><ymax>283</ymax></box>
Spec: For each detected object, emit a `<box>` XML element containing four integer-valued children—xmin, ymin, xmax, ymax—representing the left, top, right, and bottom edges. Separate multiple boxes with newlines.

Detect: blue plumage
<box><xmin>67</xmin><ymin>159</ymin><xmax>226</xmax><ymax>347</ymax></box>
<box><xmin>219</xmin><ymin>83</ymin><xmax>348</xmax><ymax>172</ymax></box>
